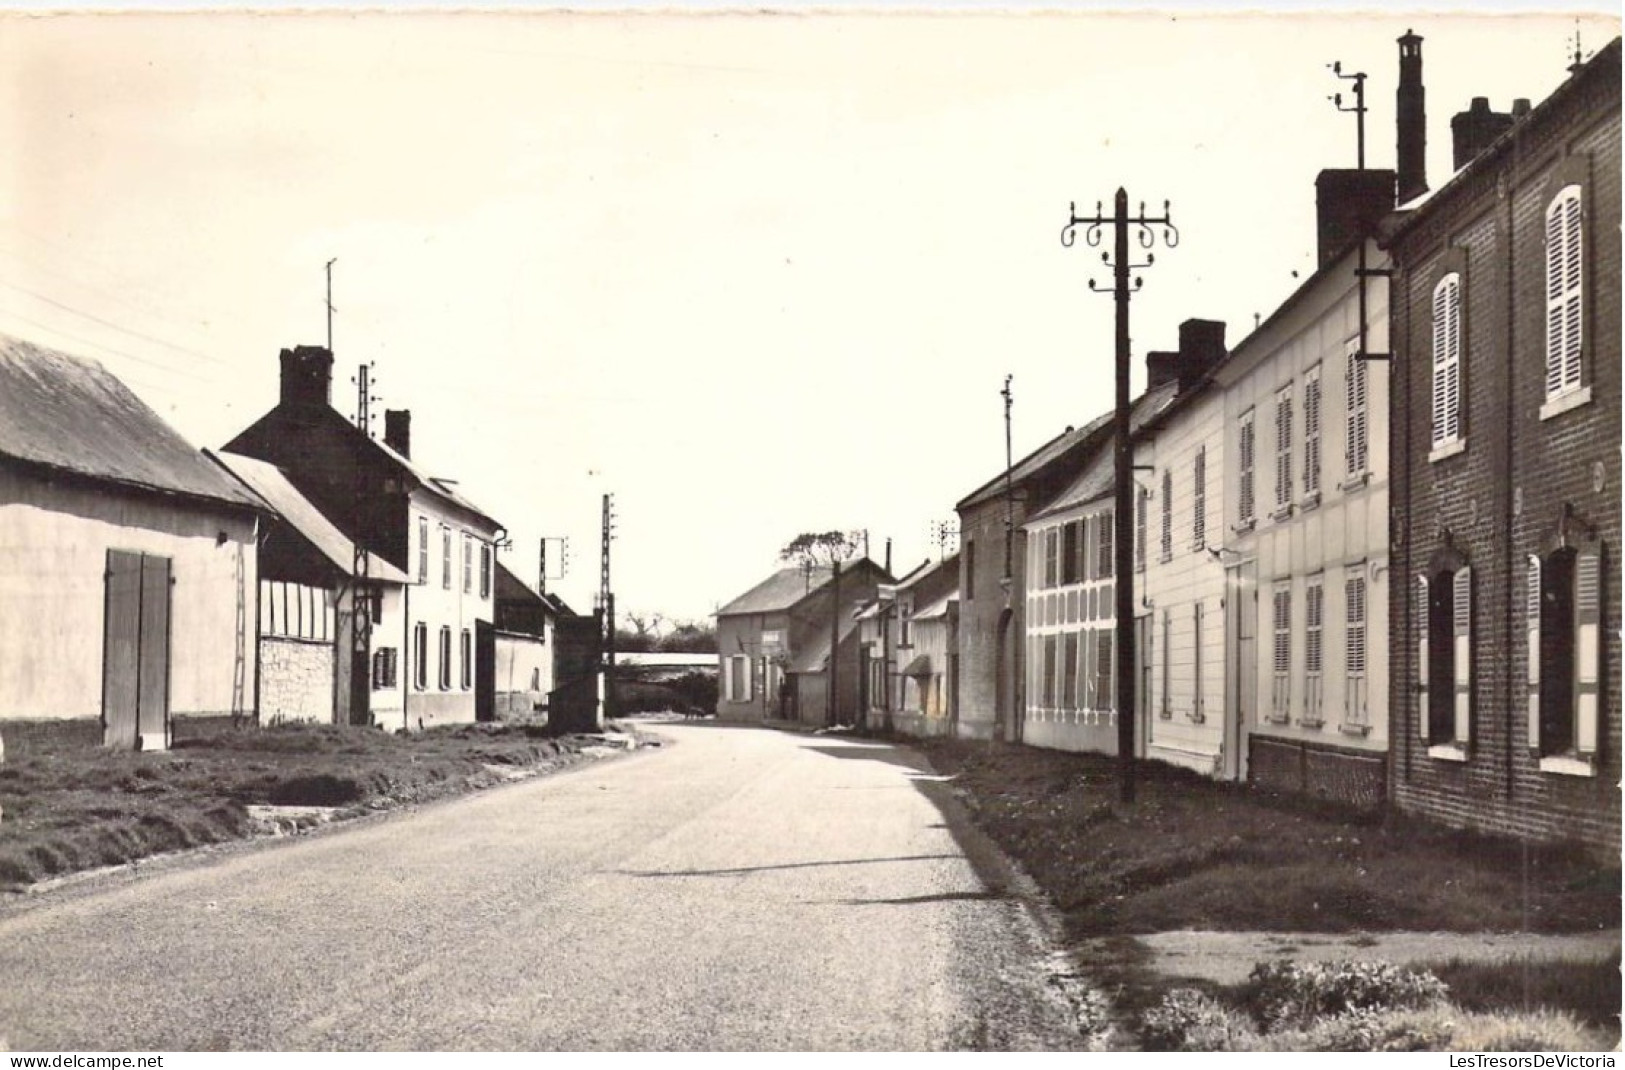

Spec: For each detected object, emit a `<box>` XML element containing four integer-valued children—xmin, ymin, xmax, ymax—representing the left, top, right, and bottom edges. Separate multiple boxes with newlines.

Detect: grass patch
<box><xmin>0</xmin><ymin>721</ymin><xmax>629</xmax><ymax>891</ymax></box>
<box><xmin>914</xmin><ymin>738</ymin><xmax>1619</xmax><ymax>938</ymax></box>
<box><xmin>1421</xmin><ymin>954</ymin><xmax>1622</xmax><ymax>1032</ymax></box>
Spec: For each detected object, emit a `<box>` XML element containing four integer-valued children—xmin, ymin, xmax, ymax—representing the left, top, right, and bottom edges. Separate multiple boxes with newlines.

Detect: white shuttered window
<box><xmin>1544</xmin><ymin>186</ymin><xmax>1583</xmax><ymax>401</ymax></box>
<box><xmin>1432</xmin><ymin>273</ymin><xmax>1463</xmax><ymax>447</ymax></box>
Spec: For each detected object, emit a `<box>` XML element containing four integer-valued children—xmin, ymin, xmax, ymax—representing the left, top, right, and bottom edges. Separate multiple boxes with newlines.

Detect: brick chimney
<box><xmin>1315</xmin><ymin>168</ymin><xmax>1396</xmax><ymax>267</ymax></box>
<box><xmin>1452</xmin><ymin>97</ymin><xmax>1517</xmax><ymax>169</ymax></box>
<box><xmin>384</xmin><ymin>409</ymin><xmax>412</xmax><ymax>459</ymax></box>
<box><xmin>278</xmin><ymin>345</ymin><xmax>333</xmax><ymax>410</ymax></box>
<box><xmin>1147</xmin><ymin>318</ymin><xmax>1227</xmax><ymax>390</ymax></box>
<box><xmin>1396</xmin><ymin>30</ymin><xmax>1428</xmax><ymax>203</ymax></box>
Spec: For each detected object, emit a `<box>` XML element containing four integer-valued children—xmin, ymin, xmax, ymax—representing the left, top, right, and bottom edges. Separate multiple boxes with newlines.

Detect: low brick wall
<box><xmin>1249</xmin><ymin>736</ymin><xmax>1387</xmax><ymax>812</ymax></box>
<box><xmin>259</xmin><ymin>636</ymin><xmax>334</xmax><ymax>724</ymax></box>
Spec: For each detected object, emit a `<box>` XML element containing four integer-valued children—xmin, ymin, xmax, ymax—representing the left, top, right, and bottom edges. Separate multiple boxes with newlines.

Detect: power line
<box><xmin>0</xmin><ymin>276</ymin><xmax>231</xmax><ymax>367</ymax></box>
<box><xmin>0</xmin><ymin>303</ymin><xmax>216</xmax><ymax>385</ymax></box>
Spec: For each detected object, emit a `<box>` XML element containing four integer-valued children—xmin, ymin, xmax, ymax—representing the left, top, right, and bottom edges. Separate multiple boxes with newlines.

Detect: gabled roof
<box><xmin>1028</xmin><ymin>379</ymin><xmax>1183</xmax><ymax>524</ymax></box>
<box><xmin>715</xmin><ymin>557</ymin><xmax>889</xmax><ymax>618</ymax></box>
<box><xmin>957</xmin><ymin>409</ymin><xmax>1115</xmax><ymax>512</ymax></box>
<box><xmin>0</xmin><ymin>335</ymin><xmax>263</xmax><ymax>513</ymax></box>
<box><xmin>209</xmin><ymin>450</ymin><xmax>408</xmax><ymax>583</ymax></box>
<box><xmin>912</xmin><ymin>589</ymin><xmax>958</xmax><ymax>622</ymax></box>
<box><xmin>494</xmin><ymin>559</ymin><xmax>556</xmax><ymax>614</ymax></box>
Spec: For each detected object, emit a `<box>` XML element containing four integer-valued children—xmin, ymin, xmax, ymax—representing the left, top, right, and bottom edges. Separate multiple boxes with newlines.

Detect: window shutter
<box><xmin>1453</xmin><ymin>566</ymin><xmax>1472</xmax><ymax>746</ymax></box>
<box><xmin>1575</xmin><ymin>547</ymin><xmax>1600</xmax><ymax>755</ymax></box>
<box><xmin>1345</xmin><ymin>351</ymin><xmax>1368</xmax><ymax>475</ymax></box>
<box><xmin>1525</xmin><ymin>556</ymin><xmax>1542</xmax><ymax>750</ymax></box>
<box><xmin>1546</xmin><ymin>188</ymin><xmax>1584</xmax><ymax>399</ymax></box>
<box><xmin>1099</xmin><ymin>510</ymin><xmax>1114</xmax><ymax>579</ymax></box>
<box><xmin>1239</xmin><ymin>414</ymin><xmax>1256</xmax><ymax>523</ymax></box>
<box><xmin>1276</xmin><ymin>389</ymin><xmax>1293</xmax><ymax>508</ymax></box>
<box><xmin>1416</xmin><ymin>574</ymin><xmax>1430</xmax><ymax>742</ymax></box>
<box><xmin>1304</xmin><ymin>373</ymin><xmax>1322</xmax><ymax>495</ymax></box>
<box><xmin>1432</xmin><ymin>275</ymin><xmax>1461</xmax><ymax>446</ymax></box>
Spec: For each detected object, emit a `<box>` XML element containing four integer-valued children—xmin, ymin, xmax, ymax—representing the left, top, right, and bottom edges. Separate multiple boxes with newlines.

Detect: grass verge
<box><xmin>0</xmin><ymin>721</ymin><xmax>634</xmax><ymax>892</ymax></box>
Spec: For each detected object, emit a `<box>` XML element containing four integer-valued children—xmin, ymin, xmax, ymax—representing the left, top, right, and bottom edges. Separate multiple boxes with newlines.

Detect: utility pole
<box><xmin>1061</xmin><ymin>189</ymin><xmax>1179</xmax><ymax>804</ymax></box>
<box><xmin>601</xmin><ymin>494</ymin><xmax>616</xmax><ymax>718</ymax></box>
<box><xmin>1000</xmin><ymin>375</ymin><xmax>1014</xmax><ymax>592</ymax></box>
<box><xmin>829</xmin><ymin>558</ymin><xmax>842</xmax><ymax>728</ymax></box>
<box><xmin>326</xmin><ymin>258</ymin><xmax>337</xmax><ymax>353</ymax></box>
<box><xmin>1329</xmin><ymin>57</ymin><xmax>1393</xmax><ymax>364</ymax></box>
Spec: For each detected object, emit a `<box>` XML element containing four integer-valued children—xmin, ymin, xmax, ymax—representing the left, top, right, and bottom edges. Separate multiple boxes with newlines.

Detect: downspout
<box><xmin>402</xmin><ymin>582</ymin><xmax>411</xmax><ymax>732</ymax></box>
<box><xmin>1503</xmin><ymin>166</ymin><xmax>1517</xmax><ymax>800</ymax></box>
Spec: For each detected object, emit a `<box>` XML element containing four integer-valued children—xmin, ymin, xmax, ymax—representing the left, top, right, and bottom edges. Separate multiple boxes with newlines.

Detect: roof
<box><xmin>0</xmin><ymin>335</ymin><xmax>263</xmax><ymax>513</ymax></box>
<box><xmin>912</xmin><ymin>589</ymin><xmax>958</xmax><ymax>622</ymax></box>
<box><xmin>715</xmin><ymin>557</ymin><xmax>888</xmax><ymax>618</ymax></box>
<box><xmin>1028</xmin><ymin>379</ymin><xmax>1182</xmax><ymax>523</ymax></box>
<box><xmin>787</xmin><ymin>614</ymin><xmax>862</xmax><ymax>674</ymax></box>
<box><xmin>901</xmin><ymin>653</ymin><xmax>933</xmax><ymax>677</ymax></box>
<box><xmin>209</xmin><ymin>450</ymin><xmax>408</xmax><ymax>584</ymax></box>
<box><xmin>956</xmin><ymin>409</ymin><xmax>1115</xmax><ymax>512</ymax></box>
<box><xmin>368</xmin><ymin>431</ymin><xmax>501</xmax><ymax>532</ymax></box>
<box><xmin>493</xmin><ymin>559</ymin><xmax>557</xmax><ymax>613</ymax></box>
<box><xmin>1382</xmin><ymin>38</ymin><xmax>1620</xmax><ymax>249</ymax></box>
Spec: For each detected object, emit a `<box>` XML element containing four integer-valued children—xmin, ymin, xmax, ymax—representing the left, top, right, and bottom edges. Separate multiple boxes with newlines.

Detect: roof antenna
<box><xmin>1569</xmin><ymin>20</ymin><xmax>1586</xmax><ymax>75</ymax></box>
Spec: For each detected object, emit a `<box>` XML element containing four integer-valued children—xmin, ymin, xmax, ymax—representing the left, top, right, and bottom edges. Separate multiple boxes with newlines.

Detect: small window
<box><xmin>372</xmin><ymin>647</ymin><xmax>398</xmax><ymax>690</ymax></box>
<box><xmin>1098</xmin><ymin>509</ymin><xmax>1114</xmax><ymax>579</ymax></box>
<box><xmin>1305</xmin><ymin>578</ymin><xmax>1324</xmax><ymax>725</ymax></box>
<box><xmin>1304</xmin><ymin>367</ymin><xmax>1323</xmax><ymax>496</ymax></box>
<box><xmin>1238</xmin><ymin>410</ymin><xmax>1257</xmax><ymax>525</ymax></box>
<box><xmin>1160</xmin><ymin>470</ymin><xmax>1173</xmax><ymax>562</ymax></box>
<box><xmin>480</xmin><ymin>544</ymin><xmax>492</xmax><ymax>599</ymax></box>
<box><xmin>1275</xmin><ymin>385</ymin><xmax>1293</xmax><ymax>511</ymax></box>
<box><xmin>1061</xmin><ymin>521</ymin><xmax>1081</xmax><ymax>585</ymax></box>
<box><xmin>439</xmin><ymin>626</ymin><xmax>452</xmax><ymax>690</ymax></box>
<box><xmin>1191</xmin><ymin>447</ymin><xmax>1207</xmax><ymax>550</ymax></box>
<box><xmin>413</xmin><ymin>624</ymin><xmax>428</xmax><ymax>691</ymax></box>
<box><xmin>463</xmin><ymin>535</ymin><xmax>473</xmax><ymax>595</ymax></box>
<box><xmin>417</xmin><ymin>517</ymin><xmax>429</xmax><ymax>584</ymax></box>
<box><xmin>1271</xmin><ymin>583</ymin><xmax>1292</xmax><ymax>722</ymax></box>
<box><xmin>1044</xmin><ymin>528</ymin><xmax>1060</xmax><ymax>588</ymax></box>
<box><xmin>1544</xmin><ymin>186</ymin><xmax>1584</xmax><ymax>402</ymax></box>
<box><xmin>460</xmin><ymin>629</ymin><xmax>472</xmax><ymax>690</ymax></box>
<box><xmin>1345</xmin><ymin>342</ymin><xmax>1369</xmax><ymax>477</ymax></box>
<box><xmin>441</xmin><ymin>529</ymin><xmax>452</xmax><ymax>590</ymax></box>
<box><xmin>1094</xmin><ymin>629</ymin><xmax>1114</xmax><ymax>712</ymax></box>
<box><xmin>1432</xmin><ymin>274</ymin><xmax>1463</xmax><ymax>448</ymax></box>
<box><xmin>1345</xmin><ymin>572</ymin><xmax>1369</xmax><ymax>730</ymax></box>
<box><xmin>1530</xmin><ymin>546</ymin><xmax>1601</xmax><ymax>768</ymax></box>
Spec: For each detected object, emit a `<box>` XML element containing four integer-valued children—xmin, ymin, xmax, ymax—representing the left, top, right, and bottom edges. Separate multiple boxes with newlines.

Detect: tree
<box><xmin>779</xmin><ymin>530</ymin><xmax>861</xmax><ymax>569</ymax></box>
<box><xmin>661</xmin><ymin>620</ymin><xmax>717</xmax><ymax>654</ymax></box>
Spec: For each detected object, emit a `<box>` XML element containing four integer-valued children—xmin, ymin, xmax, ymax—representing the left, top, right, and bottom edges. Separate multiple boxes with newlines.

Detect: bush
<box><xmin>1245</xmin><ymin>960</ymin><xmax>1450</xmax><ymax>1031</ymax></box>
<box><xmin>1141</xmin><ymin>989</ymin><xmax>1260</xmax><ymax>1051</ymax></box>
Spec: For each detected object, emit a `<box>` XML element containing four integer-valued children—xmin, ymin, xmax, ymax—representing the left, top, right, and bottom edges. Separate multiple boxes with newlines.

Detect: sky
<box><xmin>0</xmin><ymin>7</ymin><xmax>1616</xmax><ymax>624</ymax></box>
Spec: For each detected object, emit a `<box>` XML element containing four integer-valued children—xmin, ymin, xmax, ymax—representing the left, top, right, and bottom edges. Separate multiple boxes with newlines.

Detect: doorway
<box><xmin>103</xmin><ymin>550</ymin><xmax>171</xmax><ymax>750</ymax></box>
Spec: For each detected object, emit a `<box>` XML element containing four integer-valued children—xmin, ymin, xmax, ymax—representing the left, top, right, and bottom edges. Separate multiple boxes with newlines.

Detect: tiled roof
<box><xmin>210</xmin><ymin>450</ymin><xmax>408</xmax><ymax>583</ymax></box>
<box><xmin>957</xmin><ymin>409</ymin><xmax>1115</xmax><ymax>511</ymax></box>
<box><xmin>1028</xmin><ymin>379</ymin><xmax>1183</xmax><ymax>523</ymax></box>
<box><xmin>716</xmin><ymin>557</ymin><xmax>887</xmax><ymax>618</ymax></box>
<box><xmin>0</xmin><ymin>335</ymin><xmax>262</xmax><ymax>512</ymax></box>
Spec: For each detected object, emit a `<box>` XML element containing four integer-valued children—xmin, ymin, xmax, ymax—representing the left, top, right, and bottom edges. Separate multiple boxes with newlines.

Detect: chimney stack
<box><xmin>1452</xmin><ymin>97</ymin><xmax>1517</xmax><ymax>169</ymax></box>
<box><xmin>1146</xmin><ymin>318</ymin><xmax>1227</xmax><ymax>390</ymax></box>
<box><xmin>278</xmin><ymin>345</ymin><xmax>333</xmax><ymax>410</ymax></box>
<box><xmin>1314</xmin><ymin>168</ymin><xmax>1396</xmax><ymax>267</ymax></box>
<box><xmin>384</xmin><ymin>409</ymin><xmax>412</xmax><ymax>459</ymax></box>
<box><xmin>1396</xmin><ymin>30</ymin><xmax>1428</xmax><ymax>203</ymax></box>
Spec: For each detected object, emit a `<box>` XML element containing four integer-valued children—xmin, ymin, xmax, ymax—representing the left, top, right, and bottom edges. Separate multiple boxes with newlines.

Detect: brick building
<box><xmin>1385</xmin><ymin>39</ymin><xmax>1621</xmax><ymax>850</ymax></box>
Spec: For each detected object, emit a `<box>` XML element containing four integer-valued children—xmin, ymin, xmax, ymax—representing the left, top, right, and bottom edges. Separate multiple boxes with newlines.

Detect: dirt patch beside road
<box><xmin>0</xmin><ymin>720</ymin><xmax>649</xmax><ymax>893</ymax></box>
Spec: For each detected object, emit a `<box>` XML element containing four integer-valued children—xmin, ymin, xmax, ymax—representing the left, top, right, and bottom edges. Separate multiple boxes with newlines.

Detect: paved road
<box><xmin>0</xmin><ymin>724</ymin><xmax>1085</xmax><ymax>1051</ymax></box>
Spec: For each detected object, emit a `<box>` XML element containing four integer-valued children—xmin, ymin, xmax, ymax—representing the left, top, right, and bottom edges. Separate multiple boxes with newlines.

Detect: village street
<box><xmin>0</xmin><ymin>724</ymin><xmax>1086</xmax><ymax>1052</ymax></box>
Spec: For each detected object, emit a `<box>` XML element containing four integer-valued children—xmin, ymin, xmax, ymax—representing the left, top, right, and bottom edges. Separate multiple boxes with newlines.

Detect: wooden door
<box><xmin>475</xmin><ymin>620</ymin><xmax>496</xmax><ymax>722</ymax></box>
<box><xmin>103</xmin><ymin>550</ymin><xmax>171</xmax><ymax>750</ymax></box>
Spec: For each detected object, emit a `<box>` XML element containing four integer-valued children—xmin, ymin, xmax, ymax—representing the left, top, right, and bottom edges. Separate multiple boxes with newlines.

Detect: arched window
<box><xmin>1544</xmin><ymin>185</ymin><xmax>1584</xmax><ymax>401</ymax></box>
<box><xmin>1528</xmin><ymin>543</ymin><xmax>1602</xmax><ymax>771</ymax></box>
<box><xmin>1431</xmin><ymin>273</ymin><xmax>1462</xmax><ymax>448</ymax></box>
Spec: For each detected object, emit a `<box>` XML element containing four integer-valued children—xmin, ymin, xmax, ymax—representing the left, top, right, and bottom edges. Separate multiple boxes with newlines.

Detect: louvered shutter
<box><xmin>1276</xmin><ymin>389</ymin><xmax>1293</xmax><ymax>508</ymax></box>
<box><xmin>1576</xmin><ymin>548</ymin><xmax>1600</xmax><ymax>755</ymax></box>
<box><xmin>1239</xmin><ymin>415</ymin><xmax>1256</xmax><ymax>523</ymax></box>
<box><xmin>1453</xmin><ymin>566</ymin><xmax>1472</xmax><ymax>746</ymax></box>
<box><xmin>1417</xmin><ymin>574</ymin><xmax>1430</xmax><ymax>742</ymax></box>
<box><xmin>1546</xmin><ymin>188</ymin><xmax>1584</xmax><ymax>399</ymax></box>
<box><xmin>1346</xmin><ymin>352</ymin><xmax>1368</xmax><ymax>475</ymax></box>
<box><xmin>1526</xmin><ymin>556</ymin><xmax>1542</xmax><ymax>750</ymax></box>
<box><xmin>1432</xmin><ymin>275</ymin><xmax>1461</xmax><ymax>446</ymax></box>
<box><xmin>1304</xmin><ymin>373</ymin><xmax>1322</xmax><ymax>495</ymax></box>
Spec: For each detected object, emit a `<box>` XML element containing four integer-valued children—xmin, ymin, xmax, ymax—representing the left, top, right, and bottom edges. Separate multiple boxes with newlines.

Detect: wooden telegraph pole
<box><xmin>1061</xmin><ymin>189</ymin><xmax>1179</xmax><ymax>804</ymax></box>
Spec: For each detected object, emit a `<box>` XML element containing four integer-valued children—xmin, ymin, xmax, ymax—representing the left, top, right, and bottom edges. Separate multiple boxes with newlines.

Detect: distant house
<box><xmin>714</xmin><ymin>558</ymin><xmax>891</xmax><ymax>724</ymax></box>
<box><xmin>0</xmin><ymin>336</ymin><xmax>265</xmax><ymax>751</ymax></box>
<box><xmin>884</xmin><ymin>554</ymin><xmax>960</xmax><ymax>738</ymax></box>
<box><xmin>1385</xmin><ymin>39</ymin><xmax>1620</xmax><ymax>848</ymax></box>
<box><xmin>209</xmin><ymin>450</ymin><xmax>410</xmax><ymax>727</ymax></box>
<box><xmin>226</xmin><ymin>346</ymin><xmax>504</xmax><ymax>728</ymax></box>
<box><xmin>492</xmin><ymin>560</ymin><xmax>559</xmax><ymax>718</ymax></box>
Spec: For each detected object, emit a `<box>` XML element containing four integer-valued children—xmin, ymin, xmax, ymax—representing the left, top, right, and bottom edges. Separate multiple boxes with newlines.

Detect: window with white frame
<box><xmin>1043</xmin><ymin>527</ymin><xmax>1060</xmax><ymax>588</ymax></box>
<box><xmin>441</xmin><ymin>529</ymin><xmax>452</xmax><ymax>590</ymax></box>
<box><xmin>372</xmin><ymin>647</ymin><xmax>398</xmax><ymax>690</ymax></box>
<box><xmin>1159</xmin><ymin>610</ymin><xmax>1171</xmax><ymax>718</ymax></box>
<box><xmin>480</xmin><ymin>544</ymin><xmax>492</xmax><ymax>599</ymax></box>
<box><xmin>1304</xmin><ymin>577</ymin><xmax>1324</xmax><ymax>725</ymax></box>
<box><xmin>1345</xmin><ymin>342</ymin><xmax>1369</xmax><ymax>477</ymax></box>
<box><xmin>1432</xmin><ymin>273</ymin><xmax>1463</xmax><ymax>448</ymax></box>
<box><xmin>462</xmin><ymin>535</ymin><xmax>473</xmax><ymax>594</ymax></box>
<box><xmin>413</xmin><ymin>623</ymin><xmax>428</xmax><ymax>690</ymax></box>
<box><xmin>1271</xmin><ymin>583</ymin><xmax>1291</xmax><ymax>722</ymax></box>
<box><xmin>417</xmin><ymin>516</ymin><xmax>429</xmax><ymax>583</ymax></box>
<box><xmin>1304</xmin><ymin>366</ymin><xmax>1323</xmax><ymax>497</ymax></box>
<box><xmin>1191</xmin><ymin>600</ymin><xmax>1205</xmax><ymax>722</ymax></box>
<box><xmin>1528</xmin><ymin>546</ymin><xmax>1602</xmax><ymax>771</ymax></box>
<box><xmin>1274</xmin><ymin>384</ymin><xmax>1293</xmax><ymax>511</ymax></box>
<box><xmin>1544</xmin><ymin>185</ymin><xmax>1584</xmax><ymax>403</ymax></box>
<box><xmin>1345</xmin><ymin>572</ymin><xmax>1369</xmax><ymax>729</ymax></box>
<box><xmin>1420</xmin><ymin>566</ymin><xmax>1473</xmax><ymax>750</ymax></box>
<box><xmin>1062</xmin><ymin>521</ymin><xmax>1081</xmax><ymax>585</ymax></box>
<box><xmin>1095</xmin><ymin>629</ymin><xmax>1113</xmax><ymax>712</ymax></box>
<box><xmin>1191</xmin><ymin>447</ymin><xmax>1207</xmax><ymax>550</ymax></box>
<box><xmin>1238</xmin><ymin>409</ymin><xmax>1256</xmax><ymax>526</ymax></box>
<box><xmin>1160</xmin><ymin>469</ymin><xmax>1173</xmax><ymax>562</ymax></box>
<box><xmin>438</xmin><ymin>626</ymin><xmax>452</xmax><ymax>690</ymax></box>
<box><xmin>1063</xmin><ymin>631</ymin><xmax>1080</xmax><ymax>711</ymax></box>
